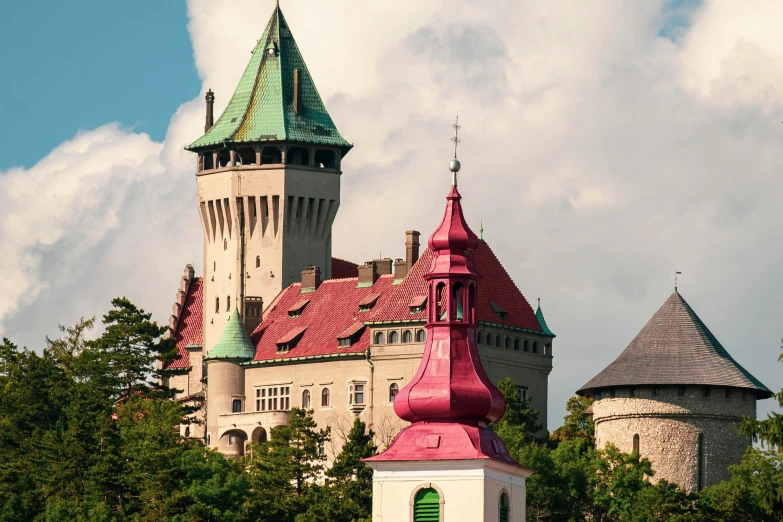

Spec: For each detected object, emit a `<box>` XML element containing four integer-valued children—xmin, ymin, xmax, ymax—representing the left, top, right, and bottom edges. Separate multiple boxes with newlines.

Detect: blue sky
<box><xmin>0</xmin><ymin>1</ymin><xmax>197</xmax><ymax>170</ymax></box>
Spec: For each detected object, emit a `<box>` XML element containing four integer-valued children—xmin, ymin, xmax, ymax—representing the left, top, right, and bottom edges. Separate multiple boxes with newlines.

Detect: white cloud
<box><xmin>2</xmin><ymin>0</ymin><xmax>782</xmax><ymax>429</ymax></box>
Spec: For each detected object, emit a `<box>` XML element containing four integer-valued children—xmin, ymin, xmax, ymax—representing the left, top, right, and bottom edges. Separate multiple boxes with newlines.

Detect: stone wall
<box><xmin>593</xmin><ymin>385</ymin><xmax>756</xmax><ymax>491</ymax></box>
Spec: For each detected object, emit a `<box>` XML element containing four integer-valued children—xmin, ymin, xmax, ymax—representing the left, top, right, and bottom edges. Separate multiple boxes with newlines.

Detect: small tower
<box><xmin>203</xmin><ymin>308</ymin><xmax>256</xmax><ymax>454</ymax></box>
<box><xmin>577</xmin><ymin>291</ymin><xmax>772</xmax><ymax>491</ymax></box>
<box><xmin>365</xmin><ymin>158</ymin><xmax>532</xmax><ymax>521</ymax></box>
<box><xmin>185</xmin><ymin>3</ymin><xmax>352</xmax><ymax>358</ymax></box>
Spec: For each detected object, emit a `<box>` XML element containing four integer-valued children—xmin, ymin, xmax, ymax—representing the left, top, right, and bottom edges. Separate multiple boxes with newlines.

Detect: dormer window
<box><xmin>287</xmin><ymin>298</ymin><xmax>310</xmax><ymax>318</ymax></box>
<box><xmin>409</xmin><ymin>295</ymin><xmax>427</xmax><ymax>314</ymax></box>
<box><xmin>489</xmin><ymin>301</ymin><xmax>507</xmax><ymax>320</ymax></box>
<box><xmin>358</xmin><ymin>293</ymin><xmax>380</xmax><ymax>312</ymax></box>
<box><xmin>276</xmin><ymin>326</ymin><xmax>307</xmax><ymax>352</ymax></box>
<box><xmin>337</xmin><ymin>322</ymin><xmax>365</xmax><ymax>348</ymax></box>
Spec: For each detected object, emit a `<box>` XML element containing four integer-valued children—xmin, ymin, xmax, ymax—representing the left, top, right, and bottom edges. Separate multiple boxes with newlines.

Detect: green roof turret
<box><xmin>205</xmin><ymin>308</ymin><xmax>256</xmax><ymax>361</ymax></box>
<box><xmin>186</xmin><ymin>4</ymin><xmax>352</xmax><ymax>155</ymax></box>
<box><xmin>536</xmin><ymin>298</ymin><xmax>554</xmax><ymax>337</ymax></box>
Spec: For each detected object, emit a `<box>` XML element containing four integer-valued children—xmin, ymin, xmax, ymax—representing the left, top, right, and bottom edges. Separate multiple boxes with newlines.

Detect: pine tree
<box><xmin>739</xmin><ymin>339</ymin><xmax>783</xmax><ymax>452</ymax></box>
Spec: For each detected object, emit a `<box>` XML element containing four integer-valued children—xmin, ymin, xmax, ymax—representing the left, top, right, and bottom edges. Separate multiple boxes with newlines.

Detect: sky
<box><xmin>1</xmin><ymin>0</ymin><xmax>782</xmax><ymax>431</ymax></box>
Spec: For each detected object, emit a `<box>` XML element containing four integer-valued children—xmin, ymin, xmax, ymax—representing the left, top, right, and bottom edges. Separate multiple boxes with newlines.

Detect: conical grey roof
<box><xmin>577</xmin><ymin>292</ymin><xmax>771</xmax><ymax>398</ymax></box>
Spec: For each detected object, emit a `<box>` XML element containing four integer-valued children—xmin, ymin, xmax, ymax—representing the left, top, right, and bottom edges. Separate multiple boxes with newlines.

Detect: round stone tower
<box><xmin>577</xmin><ymin>292</ymin><xmax>771</xmax><ymax>492</ymax></box>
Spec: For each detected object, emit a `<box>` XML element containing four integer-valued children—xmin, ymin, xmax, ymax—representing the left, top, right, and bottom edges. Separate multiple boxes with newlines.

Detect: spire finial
<box><xmin>538</xmin><ymin>297</ymin><xmax>541</xmax><ymax>308</ymax></box>
<box><xmin>449</xmin><ymin>116</ymin><xmax>461</xmax><ymax>186</ymax></box>
<box><xmin>480</xmin><ymin>219</ymin><xmax>483</xmax><ymax>241</ymax></box>
<box><xmin>675</xmin><ymin>271</ymin><xmax>682</xmax><ymax>293</ymax></box>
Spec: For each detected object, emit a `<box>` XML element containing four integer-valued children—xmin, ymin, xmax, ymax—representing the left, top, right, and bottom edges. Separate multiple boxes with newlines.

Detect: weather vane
<box><xmin>675</xmin><ymin>271</ymin><xmax>682</xmax><ymax>292</ymax></box>
<box><xmin>449</xmin><ymin>116</ymin><xmax>461</xmax><ymax>185</ymax></box>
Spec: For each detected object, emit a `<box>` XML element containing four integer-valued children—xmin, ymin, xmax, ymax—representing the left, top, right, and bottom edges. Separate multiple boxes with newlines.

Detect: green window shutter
<box><xmin>414</xmin><ymin>488</ymin><xmax>440</xmax><ymax>521</ymax></box>
<box><xmin>499</xmin><ymin>493</ymin><xmax>509</xmax><ymax>522</ymax></box>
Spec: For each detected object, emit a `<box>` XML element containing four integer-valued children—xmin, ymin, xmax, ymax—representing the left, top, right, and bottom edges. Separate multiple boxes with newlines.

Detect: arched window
<box><xmin>184</xmin><ymin>426</ymin><xmax>190</xmax><ymax>438</ymax></box>
<box><xmin>487</xmin><ymin>333</ymin><xmax>494</xmax><ymax>345</ymax></box>
<box><xmin>416</xmin><ymin>330</ymin><xmax>426</xmax><ymax>342</ymax></box>
<box><xmin>226</xmin><ymin>295</ymin><xmax>231</xmax><ymax>311</ymax></box>
<box><xmin>213</xmin><ymin>261</ymin><xmax>216</xmax><ymax>272</ymax></box>
<box><xmin>413</xmin><ymin>487</ymin><xmax>441</xmax><ymax>522</ymax></box>
<box><xmin>402</xmin><ymin>330</ymin><xmax>412</xmax><ymax>343</ymax></box>
<box><xmin>499</xmin><ymin>491</ymin><xmax>509</xmax><ymax>522</ymax></box>
<box><xmin>389</xmin><ymin>331</ymin><xmax>399</xmax><ymax>344</ymax></box>
<box><xmin>633</xmin><ymin>434</ymin><xmax>640</xmax><ymax>455</ymax></box>
<box><xmin>302</xmin><ymin>389</ymin><xmax>311</xmax><ymax>408</ymax></box>
<box><xmin>477</xmin><ymin>331</ymin><xmax>484</xmax><ymax>344</ymax></box>
<box><xmin>321</xmin><ymin>388</ymin><xmax>330</xmax><ymax>407</ymax></box>
<box><xmin>254</xmin><ymin>427</ymin><xmax>267</xmax><ymax>443</ymax></box>
<box><xmin>504</xmin><ymin>337</ymin><xmax>510</xmax><ymax>349</ymax></box>
<box><xmin>523</xmin><ymin>340</ymin><xmax>529</xmax><ymax>352</ymax></box>
<box><xmin>697</xmin><ymin>433</ymin><xmax>704</xmax><ymax>491</ymax></box>
<box><xmin>495</xmin><ymin>335</ymin><xmax>501</xmax><ymax>348</ymax></box>
<box><xmin>374</xmin><ymin>332</ymin><xmax>385</xmax><ymax>345</ymax></box>
<box><xmin>452</xmin><ymin>282</ymin><xmax>464</xmax><ymax>321</ymax></box>
<box><xmin>436</xmin><ymin>283</ymin><xmax>446</xmax><ymax>321</ymax></box>
<box><xmin>224</xmin><ymin>238</ymin><xmax>228</xmax><ymax>250</ymax></box>
<box><xmin>256</xmin><ymin>255</ymin><xmax>260</xmax><ymax>268</ymax></box>
<box><xmin>232</xmin><ymin>399</ymin><xmax>242</xmax><ymax>413</ymax></box>
<box><xmin>215</xmin><ymin>297</ymin><xmax>220</xmax><ymax>313</ymax></box>
<box><xmin>514</xmin><ymin>338</ymin><xmax>520</xmax><ymax>351</ymax></box>
<box><xmin>389</xmin><ymin>383</ymin><xmax>399</xmax><ymax>403</ymax></box>
<box><xmin>532</xmin><ymin>341</ymin><xmax>538</xmax><ymax>353</ymax></box>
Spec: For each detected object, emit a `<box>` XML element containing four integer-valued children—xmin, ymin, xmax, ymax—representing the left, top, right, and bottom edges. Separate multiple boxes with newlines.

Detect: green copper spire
<box><xmin>186</xmin><ymin>4</ymin><xmax>352</xmax><ymax>155</ymax></box>
<box><xmin>535</xmin><ymin>298</ymin><xmax>555</xmax><ymax>337</ymax></box>
<box><xmin>205</xmin><ymin>308</ymin><xmax>256</xmax><ymax>361</ymax></box>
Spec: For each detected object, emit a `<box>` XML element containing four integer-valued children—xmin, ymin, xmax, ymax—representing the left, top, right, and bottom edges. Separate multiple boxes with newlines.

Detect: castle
<box><xmin>163</xmin><ymin>4</ymin><xmax>554</xmax><ymax>460</ymax></box>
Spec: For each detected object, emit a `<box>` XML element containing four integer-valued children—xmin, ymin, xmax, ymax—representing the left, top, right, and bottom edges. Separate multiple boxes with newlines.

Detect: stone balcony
<box><xmin>217</xmin><ymin>410</ymin><xmax>292</xmax><ymax>441</ymax></box>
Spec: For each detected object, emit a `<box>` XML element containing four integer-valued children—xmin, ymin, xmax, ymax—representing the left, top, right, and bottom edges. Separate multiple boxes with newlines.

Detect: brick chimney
<box><xmin>374</xmin><ymin>258</ymin><xmax>393</xmax><ymax>276</ymax></box>
<box><xmin>405</xmin><ymin>230</ymin><xmax>420</xmax><ymax>272</ymax></box>
<box><xmin>243</xmin><ymin>296</ymin><xmax>263</xmax><ymax>334</ymax></box>
<box><xmin>301</xmin><ymin>265</ymin><xmax>322</xmax><ymax>291</ymax></box>
<box><xmin>205</xmin><ymin>90</ymin><xmax>215</xmax><ymax>132</ymax></box>
<box><xmin>393</xmin><ymin>258</ymin><xmax>407</xmax><ymax>279</ymax></box>
<box><xmin>357</xmin><ymin>261</ymin><xmax>379</xmax><ymax>286</ymax></box>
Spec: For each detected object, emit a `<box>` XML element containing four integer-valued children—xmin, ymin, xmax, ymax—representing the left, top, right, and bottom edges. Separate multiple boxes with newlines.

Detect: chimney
<box><xmin>393</xmin><ymin>258</ymin><xmax>407</xmax><ymax>279</ymax></box>
<box><xmin>205</xmin><ymin>90</ymin><xmax>215</xmax><ymax>132</ymax></box>
<box><xmin>405</xmin><ymin>230</ymin><xmax>420</xmax><ymax>272</ymax></box>
<box><xmin>357</xmin><ymin>261</ymin><xmax>379</xmax><ymax>286</ymax></box>
<box><xmin>293</xmin><ymin>69</ymin><xmax>302</xmax><ymax>114</ymax></box>
<box><xmin>301</xmin><ymin>265</ymin><xmax>322</xmax><ymax>291</ymax></box>
<box><xmin>243</xmin><ymin>296</ymin><xmax>263</xmax><ymax>334</ymax></box>
<box><xmin>374</xmin><ymin>258</ymin><xmax>393</xmax><ymax>276</ymax></box>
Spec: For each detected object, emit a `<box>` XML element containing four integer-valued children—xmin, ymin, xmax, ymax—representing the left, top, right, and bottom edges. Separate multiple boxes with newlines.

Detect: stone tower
<box><xmin>577</xmin><ymin>292</ymin><xmax>771</xmax><ymax>492</ymax></box>
<box><xmin>365</xmin><ymin>169</ymin><xmax>532</xmax><ymax>521</ymax></box>
<box><xmin>185</xmin><ymin>4</ymin><xmax>352</xmax><ymax>357</ymax></box>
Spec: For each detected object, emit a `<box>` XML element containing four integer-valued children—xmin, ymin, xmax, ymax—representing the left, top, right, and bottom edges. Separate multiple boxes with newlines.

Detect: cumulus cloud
<box><xmin>2</xmin><ymin>0</ymin><xmax>782</xmax><ymax>428</ymax></box>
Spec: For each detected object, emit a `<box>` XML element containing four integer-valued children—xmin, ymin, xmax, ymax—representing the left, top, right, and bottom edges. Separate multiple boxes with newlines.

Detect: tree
<box><xmin>550</xmin><ymin>395</ymin><xmax>595</xmax><ymax>447</ymax></box>
<box><xmin>491</xmin><ymin>377</ymin><xmax>543</xmax><ymax>453</ymax></box>
<box><xmin>244</xmin><ymin>408</ymin><xmax>331</xmax><ymax>522</ymax></box>
<box><xmin>739</xmin><ymin>339</ymin><xmax>783</xmax><ymax>451</ymax></box>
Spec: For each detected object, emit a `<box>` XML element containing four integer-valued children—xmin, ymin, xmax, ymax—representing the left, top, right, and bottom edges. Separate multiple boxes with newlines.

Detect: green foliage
<box><xmin>550</xmin><ymin>395</ymin><xmax>595</xmax><ymax>446</ymax></box>
<box><xmin>491</xmin><ymin>377</ymin><xmax>543</xmax><ymax>453</ymax></box>
<box><xmin>739</xmin><ymin>339</ymin><xmax>783</xmax><ymax>451</ymax></box>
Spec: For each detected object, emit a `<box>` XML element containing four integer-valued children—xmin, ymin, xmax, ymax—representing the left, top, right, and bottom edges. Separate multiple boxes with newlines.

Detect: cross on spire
<box><xmin>675</xmin><ymin>271</ymin><xmax>682</xmax><ymax>292</ymax></box>
<box><xmin>451</xmin><ymin>116</ymin><xmax>461</xmax><ymax>159</ymax></box>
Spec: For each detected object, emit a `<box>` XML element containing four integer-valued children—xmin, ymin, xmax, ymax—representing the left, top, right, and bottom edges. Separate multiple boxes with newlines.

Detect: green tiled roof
<box><xmin>205</xmin><ymin>308</ymin><xmax>256</xmax><ymax>361</ymax></box>
<box><xmin>186</xmin><ymin>5</ymin><xmax>351</xmax><ymax>154</ymax></box>
<box><xmin>536</xmin><ymin>301</ymin><xmax>554</xmax><ymax>337</ymax></box>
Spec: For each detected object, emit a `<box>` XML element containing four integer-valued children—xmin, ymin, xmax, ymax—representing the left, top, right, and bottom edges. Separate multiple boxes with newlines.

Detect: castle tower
<box><xmin>185</xmin><ymin>4</ymin><xmax>352</xmax><ymax>357</ymax></box>
<box><xmin>365</xmin><ymin>162</ymin><xmax>532</xmax><ymax>521</ymax></box>
<box><xmin>577</xmin><ymin>292</ymin><xmax>771</xmax><ymax>491</ymax></box>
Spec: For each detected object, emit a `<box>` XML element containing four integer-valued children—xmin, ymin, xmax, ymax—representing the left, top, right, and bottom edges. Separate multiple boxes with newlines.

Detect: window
<box><xmin>213</xmin><ymin>261</ymin><xmax>216</xmax><ymax>271</ymax></box>
<box><xmin>317</xmin><ymin>440</ymin><xmax>325</xmax><ymax>457</ymax></box>
<box><xmin>255</xmin><ymin>386</ymin><xmax>291</xmax><ymax>412</ymax></box>
<box><xmin>402</xmin><ymin>330</ymin><xmax>412</xmax><ymax>343</ymax></box>
<box><xmin>477</xmin><ymin>332</ymin><xmax>484</xmax><ymax>344</ymax></box>
<box><xmin>389</xmin><ymin>383</ymin><xmax>399</xmax><ymax>402</ymax></box>
<box><xmin>504</xmin><ymin>337</ymin><xmax>510</xmax><ymax>349</ymax></box>
<box><xmin>523</xmin><ymin>340</ymin><xmax>529</xmax><ymax>352</ymax></box>
<box><xmin>416</xmin><ymin>330</ymin><xmax>426</xmax><ymax>342</ymax></box>
<box><xmin>532</xmin><ymin>341</ymin><xmax>538</xmax><ymax>353</ymax></box>
<box><xmin>388</xmin><ymin>331</ymin><xmax>399</xmax><ymax>344</ymax></box>
<box><xmin>321</xmin><ymin>388</ymin><xmax>330</xmax><ymax>407</ymax></box>
<box><xmin>349</xmin><ymin>384</ymin><xmax>365</xmax><ymax>405</ymax></box>
<box><xmin>232</xmin><ymin>399</ymin><xmax>242</xmax><ymax>413</ymax></box>
<box><xmin>653</xmin><ymin>386</ymin><xmax>661</xmax><ymax>396</ymax></box>
<box><xmin>413</xmin><ymin>487</ymin><xmax>440</xmax><ymax>522</ymax></box>
<box><xmin>678</xmin><ymin>386</ymin><xmax>686</xmax><ymax>396</ymax></box>
<box><xmin>487</xmin><ymin>333</ymin><xmax>494</xmax><ymax>345</ymax></box>
<box><xmin>499</xmin><ymin>492</ymin><xmax>509</xmax><ymax>522</ymax></box>
<box><xmin>374</xmin><ymin>332</ymin><xmax>385</xmax><ymax>345</ymax></box>
<box><xmin>724</xmin><ymin>387</ymin><xmax>732</xmax><ymax>399</ymax></box>
<box><xmin>703</xmin><ymin>386</ymin><xmax>711</xmax><ymax>397</ymax></box>
<box><xmin>228</xmin><ymin>434</ymin><xmax>235</xmax><ymax>446</ymax></box>
<box><xmin>495</xmin><ymin>335</ymin><xmax>501</xmax><ymax>348</ymax></box>
<box><xmin>697</xmin><ymin>433</ymin><xmax>704</xmax><ymax>491</ymax></box>
<box><xmin>517</xmin><ymin>386</ymin><xmax>528</xmax><ymax>401</ymax></box>
<box><xmin>215</xmin><ymin>297</ymin><xmax>220</xmax><ymax>313</ymax></box>
<box><xmin>227</xmin><ymin>295</ymin><xmax>231</xmax><ymax>311</ymax></box>
<box><xmin>224</xmin><ymin>238</ymin><xmax>228</xmax><ymax>250</ymax></box>
<box><xmin>256</xmin><ymin>256</ymin><xmax>260</xmax><ymax>268</ymax></box>
<box><xmin>184</xmin><ymin>426</ymin><xmax>190</xmax><ymax>438</ymax></box>
<box><xmin>514</xmin><ymin>338</ymin><xmax>520</xmax><ymax>351</ymax></box>
<box><xmin>633</xmin><ymin>434</ymin><xmax>640</xmax><ymax>455</ymax></box>
<box><xmin>302</xmin><ymin>389</ymin><xmax>311</xmax><ymax>408</ymax></box>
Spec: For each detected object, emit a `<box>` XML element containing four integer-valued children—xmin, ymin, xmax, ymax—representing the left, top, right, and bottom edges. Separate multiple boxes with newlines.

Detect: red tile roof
<box><xmin>165</xmin><ymin>278</ymin><xmax>203</xmax><ymax>369</ymax></box>
<box><xmin>250</xmin><ymin>275</ymin><xmax>398</xmax><ymax>362</ymax></box>
<box><xmin>369</xmin><ymin>243</ymin><xmax>542</xmax><ymax>333</ymax></box>
<box><xmin>331</xmin><ymin>257</ymin><xmax>358</xmax><ymax>279</ymax></box>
